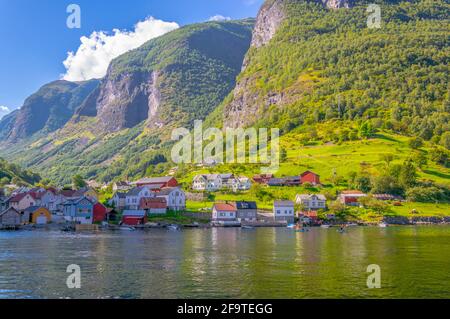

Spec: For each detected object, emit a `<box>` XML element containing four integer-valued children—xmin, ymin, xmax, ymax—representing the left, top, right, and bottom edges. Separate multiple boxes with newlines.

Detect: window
<box><xmin>277</xmin><ymin>210</ymin><xmax>281</xmax><ymax>215</ymax></box>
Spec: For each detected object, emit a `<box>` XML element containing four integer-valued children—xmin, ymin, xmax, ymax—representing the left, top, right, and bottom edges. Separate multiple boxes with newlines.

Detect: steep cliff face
<box><xmin>223</xmin><ymin>0</ymin><xmax>354</xmax><ymax>128</ymax></box>
<box><xmin>4</xmin><ymin>80</ymin><xmax>99</xmax><ymax>141</ymax></box>
<box><xmin>85</xmin><ymin>19</ymin><xmax>254</xmax><ymax>133</ymax></box>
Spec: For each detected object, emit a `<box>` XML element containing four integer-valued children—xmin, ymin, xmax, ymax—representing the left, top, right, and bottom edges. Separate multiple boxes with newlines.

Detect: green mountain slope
<box><xmin>221</xmin><ymin>0</ymin><xmax>449</xmax><ymax>146</ymax></box>
<box><xmin>0</xmin><ymin>157</ymin><xmax>40</xmax><ymax>186</ymax></box>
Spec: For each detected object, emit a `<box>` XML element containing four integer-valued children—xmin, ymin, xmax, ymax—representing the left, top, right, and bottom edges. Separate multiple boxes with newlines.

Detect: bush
<box><xmin>406</xmin><ymin>186</ymin><xmax>450</xmax><ymax>203</ymax></box>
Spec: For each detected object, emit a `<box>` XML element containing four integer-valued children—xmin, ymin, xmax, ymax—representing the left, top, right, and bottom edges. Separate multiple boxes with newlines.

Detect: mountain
<box><xmin>221</xmin><ymin>0</ymin><xmax>450</xmax><ymax>145</ymax></box>
<box><xmin>0</xmin><ymin>19</ymin><xmax>254</xmax><ymax>184</ymax></box>
<box><xmin>0</xmin><ymin>157</ymin><xmax>40</xmax><ymax>186</ymax></box>
<box><xmin>74</xmin><ymin>19</ymin><xmax>254</xmax><ymax>133</ymax></box>
<box><xmin>1</xmin><ymin>79</ymin><xmax>99</xmax><ymax>141</ymax></box>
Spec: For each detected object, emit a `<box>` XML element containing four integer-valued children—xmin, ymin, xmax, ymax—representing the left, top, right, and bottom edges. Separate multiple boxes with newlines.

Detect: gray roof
<box><xmin>157</xmin><ymin>187</ymin><xmax>181</xmax><ymax>195</ymax></box>
<box><xmin>122</xmin><ymin>210</ymin><xmax>146</xmax><ymax>217</ymax></box>
<box><xmin>24</xmin><ymin>206</ymin><xmax>42</xmax><ymax>213</ymax></box>
<box><xmin>274</xmin><ymin>200</ymin><xmax>294</xmax><ymax>207</ymax></box>
<box><xmin>135</xmin><ymin>176</ymin><xmax>174</xmax><ymax>184</ymax></box>
<box><xmin>126</xmin><ymin>187</ymin><xmax>149</xmax><ymax>196</ymax></box>
<box><xmin>235</xmin><ymin>201</ymin><xmax>257</xmax><ymax>210</ymax></box>
<box><xmin>113</xmin><ymin>192</ymin><xmax>127</xmax><ymax>199</ymax></box>
<box><xmin>297</xmin><ymin>194</ymin><xmax>326</xmax><ymax>201</ymax></box>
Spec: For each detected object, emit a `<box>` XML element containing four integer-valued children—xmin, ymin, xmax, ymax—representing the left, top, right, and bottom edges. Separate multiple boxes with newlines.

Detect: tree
<box><xmin>440</xmin><ymin>132</ymin><xmax>450</xmax><ymax>150</ymax></box>
<box><xmin>359</xmin><ymin>121</ymin><xmax>373</xmax><ymax>139</ymax></box>
<box><xmin>380</xmin><ymin>153</ymin><xmax>394</xmax><ymax>167</ymax></box>
<box><xmin>408</xmin><ymin>137</ymin><xmax>424</xmax><ymax>149</ymax></box>
<box><xmin>355</xmin><ymin>175</ymin><xmax>372</xmax><ymax>193</ymax></box>
<box><xmin>280</xmin><ymin>148</ymin><xmax>288</xmax><ymax>163</ymax></box>
<box><xmin>411</xmin><ymin>152</ymin><xmax>428</xmax><ymax>169</ymax></box>
<box><xmin>72</xmin><ymin>175</ymin><xmax>87</xmax><ymax>190</ymax></box>
<box><xmin>398</xmin><ymin>160</ymin><xmax>417</xmax><ymax>189</ymax></box>
<box><xmin>430</xmin><ymin>147</ymin><xmax>449</xmax><ymax>167</ymax></box>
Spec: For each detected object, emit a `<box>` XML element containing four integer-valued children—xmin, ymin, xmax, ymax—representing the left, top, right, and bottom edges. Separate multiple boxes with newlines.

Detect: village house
<box><xmin>299</xmin><ymin>211</ymin><xmax>319</xmax><ymax>224</ymax></box>
<box><xmin>9</xmin><ymin>192</ymin><xmax>40</xmax><ymax>211</ymax></box>
<box><xmin>0</xmin><ymin>207</ymin><xmax>22</xmax><ymax>226</ymax></box>
<box><xmin>133</xmin><ymin>176</ymin><xmax>178</xmax><ymax>188</ymax></box>
<box><xmin>0</xmin><ymin>196</ymin><xmax>8</xmax><ymax>212</ymax></box>
<box><xmin>113</xmin><ymin>181</ymin><xmax>132</xmax><ymax>192</ymax></box>
<box><xmin>122</xmin><ymin>210</ymin><xmax>147</xmax><ymax>226</ymax></box>
<box><xmin>140</xmin><ymin>197</ymin><xmax>167</xmax><ymax>215</ymax></box>
<box><xmin>339</xmin><ymin>191</ymin><xmax>367</xmax><ymax>207</ymax></box>
<box><xmin>296</xmin><ymin>194</ymin><xmax>327</xmax><ymax>211</ymax></box>
<box><xmin>63</xmin><ymin>196</ymin><xmax>95</xmax><ymax>224</ymax></box>
<box><xmin>284</xmin><ymin>176</ymin><xmax>301</xmax><ymax>186</ymax></box>
<box><xmin>235</xmin><ymin>201</ymin><xmax>257</xmax><ymax>222</ymax></box>
<box><xmin>93</xmin><ymin>202</ymin><xmax>108</xmax><ymax>223</ymax></box>
<box><xmin>192</xmin><ymin>174</ymin><xmax>236</xmax><ymax>192</ymax></box>
<box><xmin>110</xmin><ymin>192</ymin><xmax>127</xmax><ymax>210</ymax></box>
<box><xmin>125</xmin><ymin>186</ymin><xmax>154</xmax><ymax>210</ymax></box>
<box><xmin>156</xmin><ymin>187</ymin><xmax>185</xmax><ymax>211</ymax></box>
<box><xmin>212</xmin><ymin>203</ymin><xmax>237</xmax><ymax>222</ymax></box>
<box><xmin>231</xmin><ymin>177</ymin><xmax>252</xmax><ymax>192</ymax></box>
<box><xmin>252</xmin><ymin>174</ymin><xmax>274</xmax><ymax>185</ymax></box>
<box><xmin>300</xmin><ymin>171</ymin><xmax>321</xmax><ymax>185</ymax></box>
<box><xmin>40</xmin><ymin>188</ymin><xmax>64</xmax><ymax>213</ymax></box>
<box><xmin>273</xmin><ymin>201</ymin><xmax>295</xmax><ymax>224</ymax></box>
<box><xmin>268</xmin><ymin>178</ymin><xmax>286</xmax><ymax>187</ymax></box>
<box><xmin>73</xmin><ymin>187</ymin><xmax>99</xmax><ymax>201</ymax></box>
<box><xmin>26</xmin><ymin>206</ymin><xmax>52</xmax><ymax>224</ymax></box>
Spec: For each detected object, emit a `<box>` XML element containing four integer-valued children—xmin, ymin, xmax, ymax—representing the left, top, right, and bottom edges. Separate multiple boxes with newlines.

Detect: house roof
<box><xmin>126</xmin><ymin>187</ymin><xmax>150</xmax><ymax>197</ymax></box>
<box><xmin>274</xmin><ymin>200</ymin><xmax>294</xmax><ymax>207</ymax></box>
<box><xmin>60</xmin><ymin>189</ymin><xmax>77</xmax><ymax>197</ymax></box>
<box><xmin>122</xmin><ymin>210</ymin><xmax>146</xmax><ymax>217</ymax></box>
<box><xmin>341</xmin><ymin>190</ymin><xmax>365</xmax><ymax>195</ymax></box>
<box><xmin>113</xmin><ymin>192</ymin><xmax>127</xmax><ymax>199</ymax></box>
<box><xmin>157</xmin><ymin>187</ymin><xmax>181</xmax><ymax>196</ymax></box>
<box><xmin>63</xmin><ymin>196</ymin><xmax>95</xmax><ymax>206</ymax></box>
<box><xmin>297</xmin><ymin>194</ymin><xmax>326</xmax><ymax>201</ymax></box>
<box><xmin>213</xmin><ymin>203</ymin><xmax>237</xmax><ymax>212</ymax></box>
<box><xmin>135</xmin><ymin>176</ymin><xmax>175</xmax><ymax>184</ymax></box>
<box><xmin>301</xmin><ymin>170</ymin><xmax>320</xmax><ymax>177</ymax></box>
<box><xmin>10</xmin><ymin>192</ymin><xmax>40</xmax><ymax>202</ymax></box>
<box><xmin>24</xmin><ymin>206</ymin><xmax>43</xmax><ymax>213</ymax></box>
<box><xmin>0</xmin><ymin>207</ymin><xmax>20</xmax><ymax>216</ymax></box>
<box><xmin>114</xmin><ymin>181</ymin><xmax>130</xmax><ymax>187</ymax></box>
<box><xmin>140</xmin><ymin>197</ymin><xmax>167</xmax><ymax>209</ymax></box>
<box><xmin>235</xmin><ymin>201</ymin><xmax>257</xmax><ymax>210</ymax></box>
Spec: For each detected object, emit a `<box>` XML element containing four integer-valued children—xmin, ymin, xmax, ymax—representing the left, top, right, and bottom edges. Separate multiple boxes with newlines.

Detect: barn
<box><xmin>122</xmin><ymin>210</ymin><xmax>147</xmax><ymax>226</ymax></box>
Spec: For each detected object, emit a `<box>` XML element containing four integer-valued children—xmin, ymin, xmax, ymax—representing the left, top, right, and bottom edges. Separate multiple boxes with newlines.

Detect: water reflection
<box><xmin>0</xmin><ymin>226</ymin><xmax>449</xmax><ymax>299</ymax></box>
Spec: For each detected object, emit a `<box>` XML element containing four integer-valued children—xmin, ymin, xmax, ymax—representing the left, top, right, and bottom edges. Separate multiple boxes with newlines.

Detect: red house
<box><xmin>122</xmin><ymin>210</ymin><xmax>147</xmax><ymax>226</ymax></box>
<box><xmin>253</xmin><ymin>174</ymin><xmax>274</xmax><ymax>185</ymax></box>
<box><xmin>300</xmin><ymin>171</ymin><xmax>321</xmax><ymax>186</ymax></box>
<box><xmin>93</xmin><ymin>202</ymin><xmax>107</xmax><ymax>223</ymax></box>
<box><xmin>134</xmin><ymin>176</ymin><xmax>178</xmax><ymax>188</ymax></box>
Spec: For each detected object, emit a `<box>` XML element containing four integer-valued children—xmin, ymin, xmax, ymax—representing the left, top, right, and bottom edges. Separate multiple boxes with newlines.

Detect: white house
<box><xmin>156</xmin><ymin>187</ymin><xmax>185</xmax><ymax>211</ymax></box>
<box><xmin>273</xmin><ymin>201</ymin><xmax>295</xmax><ymax>224</ymax></box>
<box><xmin>125</xmin><ymin>186</ymin><xmax>154</xmax><ymax>210</ymax></box>
<box><xmin>109</xmin><ymin>192</ymin><xmax>127</xmax><ymax>210</ymax></box>
<box><xmin>192</xmin><ymin>174</ymin><xmax>235</xmax><ymax>191</ymax></box>
<box><xmin>113</xmin><ymin>181</ymin><xmax>132</xmax><ymax>192</ymax></box>
<box><xmin>212</xmin><ymin>203</ymin><xmax>237</xmax><ymax>222</ymax></box>
<box><xmin>231</xmin><ymin>177</ymin><xmax>252</xmax><ymax>192</ymax></box>
<box><xmin>295</xmin><ymin>194</ymin><xmax>327</xmax><ymax>211</ymax></box>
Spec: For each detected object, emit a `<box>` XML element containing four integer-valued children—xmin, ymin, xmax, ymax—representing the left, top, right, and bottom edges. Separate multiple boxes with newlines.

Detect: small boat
<box><xmin>287</xmin><ymin>224</ymin><xmax>296</xmax><ymax>229</ymax></box>
<box><xmin>378</xmin><ymin>222</ymin><xmax>388</xmax><ymax>228</ymax></box>
<box><xmin>119</xmin><ymin>226</ymin><xmax>136</xmax><ymax>231</ymax></box>
<box><xmin>167</xmin><ymin>225</ymin><xmax>180</xmax><ymax>231</ymax></box>
<box><xmin>347</xmin><ymin>223</ymin><xmax>358</xmax><ymax>227</ymax></box>
<box><xmin>242</xmin><ymin>225</ymin><xmax>255</xmax><ymax>230</ymax></box>
<box><xmin>321</xmin><ymin>225</ymin><xmax>331</xmax><ymax>229</ymax></box>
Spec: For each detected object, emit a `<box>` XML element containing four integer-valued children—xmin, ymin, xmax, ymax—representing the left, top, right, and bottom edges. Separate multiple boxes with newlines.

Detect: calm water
<box><xmin>0</xmin><ymin>226</ymin><xmax>449</xmax><ymax>299</ymax></box>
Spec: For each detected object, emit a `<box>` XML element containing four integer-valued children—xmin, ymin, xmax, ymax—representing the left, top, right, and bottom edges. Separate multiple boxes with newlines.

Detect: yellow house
<box><xmin>28</xmin><ymin>207</ymin><xmax>52</xmax><ymax>224</ymax></box>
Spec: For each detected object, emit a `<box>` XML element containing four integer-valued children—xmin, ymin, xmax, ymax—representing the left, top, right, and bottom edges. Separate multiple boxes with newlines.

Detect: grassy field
<box><xmin>180</xmin><ymin>131</ymin><xmax>450</xmax><ymax>216</ymax></box>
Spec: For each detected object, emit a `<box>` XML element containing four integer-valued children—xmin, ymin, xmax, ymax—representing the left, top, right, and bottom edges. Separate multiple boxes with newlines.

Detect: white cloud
<box><xmin>0</xmin><ymin>105</ymin><xmax>11</xmax><ymax>120</ymax></box>
<box><xmin>208</xmin><ymin>15</ymin><xmax>232</xmax><ymax>22</ymax></box>
<box><xmin>62</xmin><ymin>17</ymin><xmax>179</xmax><ymax>81</ymax></box>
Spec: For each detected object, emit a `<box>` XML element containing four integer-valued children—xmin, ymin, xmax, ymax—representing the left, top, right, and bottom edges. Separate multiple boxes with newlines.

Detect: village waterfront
<box><xmin>0</xmin><ymin>225</ymin><xmax>449</xmax><ymax>299</ymax></box>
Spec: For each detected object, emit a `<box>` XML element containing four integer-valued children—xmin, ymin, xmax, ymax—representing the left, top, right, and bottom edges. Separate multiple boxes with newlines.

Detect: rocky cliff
<box><xmin>2</xmin><ymin>80</ymin><xmax>99</xmax><ymax>141</ymax></box>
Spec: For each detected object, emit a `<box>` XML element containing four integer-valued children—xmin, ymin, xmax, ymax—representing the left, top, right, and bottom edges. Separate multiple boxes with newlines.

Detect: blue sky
<box><xmin>0</xmin><ymin>0</ymin><xmax>263</xmax><ymax>118</ymax></box>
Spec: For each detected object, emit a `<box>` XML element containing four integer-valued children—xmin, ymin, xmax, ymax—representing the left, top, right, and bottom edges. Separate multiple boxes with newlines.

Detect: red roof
<box><xmin>341</xmin><ymin>190</ymin><xmax>364</xmax><ymax>195</ymax></box>
<box><xmin>60</xmin><ymin>190</ymin><xmax>77</xmax><ymax>197</ymax></box>
<box><xmin>301</xmin><ymin>171</ymin><xmax>319</xmax><ymax>177</ymax></box>
<box><xmin>10</xmin><ymin>192</ymin><xmax>40</xmax><ymax>202</ymax></box>
<box><xmin>213</xmin><ymin>203</ymin><xmax>237</xmax><ymax>212</ymax></box>
<box><xmin>140</xmin><ymin>198</ymin><xmax>167</xmax><ymax>209</ymax></box>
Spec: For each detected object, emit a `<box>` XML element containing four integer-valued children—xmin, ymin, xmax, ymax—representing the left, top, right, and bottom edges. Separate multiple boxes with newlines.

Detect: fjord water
<box><xmin>0</xmin><ymin>226</ymin><xmax>449</xmax><ymax>299</ymax></box>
